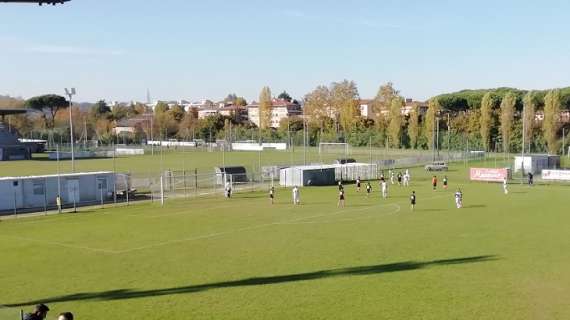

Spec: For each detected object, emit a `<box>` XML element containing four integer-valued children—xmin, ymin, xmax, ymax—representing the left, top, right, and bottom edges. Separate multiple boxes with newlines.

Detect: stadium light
<box><xmin>64</xmin><ymin>88</ymin><xmax>76</xmax><ymax>172</ymax></box>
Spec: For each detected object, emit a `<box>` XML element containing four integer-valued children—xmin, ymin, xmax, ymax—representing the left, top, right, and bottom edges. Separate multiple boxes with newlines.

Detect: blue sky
<box><xmin>0</xmin><ymin>0</ymin><xmax>568</xmax><ymax>103</ymax></box>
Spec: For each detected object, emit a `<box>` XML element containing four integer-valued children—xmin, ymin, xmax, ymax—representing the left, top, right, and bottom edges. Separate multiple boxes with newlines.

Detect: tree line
<box><xmin>1</xmin><ymin>84</ymin><xmax>569</xmax><ymax>154</ymax></box>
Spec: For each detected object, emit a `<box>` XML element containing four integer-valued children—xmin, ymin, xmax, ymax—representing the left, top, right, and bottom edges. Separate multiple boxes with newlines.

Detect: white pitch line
<box><xmin>0</xmin><ymin>235</ymin><xmax>120</xmax><ymax>254</ymax></box>
<box><xmin>277</xmin><ymin>204</ymin><xmax>402</xmax><ymax>225</ymax></box>
<box><xmin>1</xmin><ymin>193</ymin><xmax>449</xmax><ymax>255</ymax></box>
<box><xmin>146</xmin><ymin>204</ymin><xmax>237</xmax><ymax>219</ymax></box>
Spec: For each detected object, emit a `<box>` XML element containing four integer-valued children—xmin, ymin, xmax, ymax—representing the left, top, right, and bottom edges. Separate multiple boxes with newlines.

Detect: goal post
<box><xmin>318</xmin><ymin>142</ymin><xmax>350</xmax><ymax>156</ymax></box>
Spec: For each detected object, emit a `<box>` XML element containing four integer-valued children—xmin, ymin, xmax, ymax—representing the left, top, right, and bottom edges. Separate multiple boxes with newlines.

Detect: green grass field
<box><xmin>2</xmin><ymin>159</ymin><xmax>570</xmax><ymax>319</ymax></box>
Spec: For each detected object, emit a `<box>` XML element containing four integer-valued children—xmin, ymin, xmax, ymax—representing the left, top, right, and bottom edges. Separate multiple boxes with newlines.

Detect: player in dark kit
<box><xmin>356</xmin><ymin>177</ymin><xmax>361</xmax><ymax>192</ymax></box>
<box><xmin>410</xmin><ymin>191</ymin><xmax>416</xmax><ymax>211</ymax></box>
<box><xmin>269</xmin><ymin>186</ymin><xmax>275</xmax><ymax>204</ymax></box>
<box><xmin>338</xmin><ymin>181</ymin><xmax>344</xmax><ymax>191</ymax></box>
<box><xmin>528</xmin><ymin>172</ymin><xmax>534</xmax><ymax>185</ymax></box>
<box><xmin>397</xmin><ymin>172</ymin><xmax>403</xmax><ymax>186</ymax></box>
<box><xmin>338</xmin><ymin>189</ymin><xmax>345</xmax><ymax>208</ymax></box>
<box><xmin>443</xmin><ymin>176</ymin><xmax>448</xmax><ymax>189</ymax></box>
<box><xmin>366</xmin><ymin>181</ymin><xmax>372</xmax><ymax>197</ymax></box>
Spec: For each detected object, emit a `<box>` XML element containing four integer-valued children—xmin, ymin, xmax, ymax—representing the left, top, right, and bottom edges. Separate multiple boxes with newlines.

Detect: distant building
<box><xmin>219</xmin><ymin>105</ymin><xmax>248</xmax><ymax>122</ymax></box>
<box><xmin>359</xmin><ymin>99</ymin><xmax>374</xmax><ymax>118</ymax></box>
<box><xmin>198</xmin><ymin>108</ymin><xmax>220</xmax><ymax>119</ymax></box>
<box><xmin>247</xmin><ymin>99</ymin><xmax>302</xmax><ymax>128</ymax></box>
<box><xmin>359</xmin><ymin>98</ymin><xmax>427</xmax><ymax>119</ymax></box>
<box><xmin>189</xmin><ymin>99</ymin><xmax>215</xmax><ymax>110</ymax></box>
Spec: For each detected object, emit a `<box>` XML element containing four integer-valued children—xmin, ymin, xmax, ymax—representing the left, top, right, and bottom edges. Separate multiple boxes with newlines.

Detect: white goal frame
<box><xmin>318</xmin><ymin>142</ymin><xmax>350</xmax><ymax>156</ymax></box>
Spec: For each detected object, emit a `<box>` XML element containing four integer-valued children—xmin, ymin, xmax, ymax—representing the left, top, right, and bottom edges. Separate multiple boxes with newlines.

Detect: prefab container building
<box><xmin>335</xmin><ymin>163</ymin><xmax>378</xmax><ymax>181</ymax></box>
<box><xmin>280</xmin><ymin>165</ymin><xmax>337</xmax><ymax>187</ymax></box>
<box><xmin>214</xmin><ymin>166</ymin><xmax>248</xmax><ymax>185</ymax></box>
<box><xmin>514</xmin><ymin>155</ymin><xmax>560</xmax><ymax>174</ymax></box>
<box><xmin>0</xmin><ymin>171</ymin><xmax>118</xmax><ymax>213</ymax></box>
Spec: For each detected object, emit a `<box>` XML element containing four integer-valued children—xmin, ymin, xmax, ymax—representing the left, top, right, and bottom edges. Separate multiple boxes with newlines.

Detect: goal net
<box><xmin>319</xmin><ymin>142</ymin><xmax>350</xmax><ymax>155</ymax></box>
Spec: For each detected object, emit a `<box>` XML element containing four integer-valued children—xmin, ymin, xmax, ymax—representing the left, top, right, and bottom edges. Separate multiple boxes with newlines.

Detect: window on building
<box><xmin>97</xmin><ymin>178</ymin><xmax>107</xmax><ymax>190</ymax></box>
<box><xmin>33</xmin><ymin>182</ymin><xmax>44</xmax><ymax>195</ymax></box>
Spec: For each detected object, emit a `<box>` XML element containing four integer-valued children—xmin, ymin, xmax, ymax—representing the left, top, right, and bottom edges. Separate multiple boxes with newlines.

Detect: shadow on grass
<box><xmin>464</xmin><ymin>204</ymin><xmax>487</xmax><ymax>209</ymax></box>
<box><xmin>7</xmin><ymin>255</ymin><xmax>498</xmax><ymax>306</ymax></box>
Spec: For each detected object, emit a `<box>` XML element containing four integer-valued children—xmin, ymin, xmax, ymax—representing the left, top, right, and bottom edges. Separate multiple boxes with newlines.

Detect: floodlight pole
<box><xmin>65</xmin><ymin>88</ymin><xmax>76</xmax><ymax>172</ymax></box>
<box><xmin>521</xmin><ymin>104</ymin><xmax>526</xmax><ymax>183</ymax></box>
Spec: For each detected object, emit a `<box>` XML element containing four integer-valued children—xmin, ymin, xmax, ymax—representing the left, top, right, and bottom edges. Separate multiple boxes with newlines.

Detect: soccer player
<box><xmin>380</xmin><ymin>171</ymin><xmax>385</xmax><ymax>181</ymax></box>
<box><xmin>225</xmin><ymin>181</ymin><xmax>232</xmax><ymax>198</ymax></box>
<box><xmin>397</xmin><ymin>172</ymin><xmax>403</xmax><ymax>186</ymax></box>
<box><xmin>443</xmin><ymin>176</ymin><xmax>448</xmax><ymax>190</ymax></box>
<box><xmin>292</xmin><ymin>186</ymin><xmax>300</xmax><ymax>205</ymax></box>
<box><xmin>410</xmin><ymin>191</ymin><xmax>416</xmax><ymax>211</ymax></box>
<box><xmin>503</xmin><ymin>177</ymin><xmax>508</xmax><ymax>194</ymax></box>
<box><xmin>390</xmin><ymin>170</ymin><xmax>395</xmax><ymax>185</ymax></box>
<box><xmin>338</xmin><ymin>181</ymin><xmax>344</xmax><ymax>191</ymax></box>
<box><xmin>338</xmin><ymin>188</ymin><xmax>345</xmax><ymax>208</ymax></box>
<box><xmin>528</xmin><ymin>172</ymin><xmax>534</xmax><ymax>186</ymax></box>
<box><xmin>432</xmin><ymin>175</ymin><xmax>438</xmax><ymax>191</ymax></box>
<box><xmin>356</xmin><ymin>176</ymin><xmax>361</xmax><ymax>192</ymax></box>
<box><xmin>381</xmin><ymin>179</ymin><xmax>388</xmax><ymax>199</ymax></box>
<box><xmin>403</xmin><ymin>171</ymin><xmax>410</xmax><ymax>187</ymax></box>
<box><xmin>455</xmin><ymin>189</ymin><xmax>463</xmax><ymax>209</ymax></box>
<box><xmin>269</xmin><ymin>186</ymin><xmax>275</xmax><ymax>204</ymax></box>
<box><xmin>366</xmin><ymin>181</ymin><xmax>372</xmax><ymax>197</ymax></box>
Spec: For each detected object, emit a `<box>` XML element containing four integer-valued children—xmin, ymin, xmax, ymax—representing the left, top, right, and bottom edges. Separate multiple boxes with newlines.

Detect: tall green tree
<box><xmin>259</xmin><ymin>86</ymin><xmax>272</xmax><ymax>129</ymax></box>
<box><xmin>543</xmin><ymin>89</ymin><xmax>561</xmax><ymax>154</ymax></box>
<box><xmin>372</xmin><ymin>82</ymin><xmax>399</xmax><ymax>123</ymax></box>
<box><xmin>304</xmin><ymin>85</ymin><xmax>331</xmax><ymax>126</ymax></box>
<box><xmin>522</xmin><ymin>91</ymin><xmax>536</xmax><ymax>152</ymax></box>
<box><xmin>25</xmin><ymin>94</ymin><xmax>69</xmax><ymax>129</ymax></box>
<box><xmin>408</xmin><ymin>103</ymin><xmax>420</xmax><ymax>149</ymax></box>
<box><xmin>388</xmin><ymin>97</ymin><xmax>403</xmax><ymax>148</ymax></box>
<box><xmin>480</xmin><ymin>92</ymin><xmax>494</xmax><ymax>151</ymax></box>
<box><xmin>330</xmin><ymin>80</ymin><xmax>360</xmax><ymax>133</ymax></box>
<box><xmin>278</xmin><ymin>91</ymin><xmax>293</xmax><ymax>102</ymax></box>
<box><xmin>424</xmin><ymin>98</ymin><xmax>441</xmax><ymax>150</ymax></box>
<box><xmin>500</xmin><ymin>92</ymin><xmax>516</xmax><ymax>153</ymax></box>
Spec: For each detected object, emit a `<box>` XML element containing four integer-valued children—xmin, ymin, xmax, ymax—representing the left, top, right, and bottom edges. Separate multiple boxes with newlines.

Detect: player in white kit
<box><xmin>455</xmin><ymin>189</ymin><xmax>463</xmax><ymax>209</ymax></box>
<box><xmin>503</xmin><ymin>177</ymin><xmax>508</xmax><ymax>194</ymax></box>
<box><xmin>292</xmin><ymin>186</ymin><xmax>300</xmax><ymax>205</ymax></box>
<box><xmin>381</xmin><ymin>180</ymin><xmax>388</xmax><ymax>199</ymax></box>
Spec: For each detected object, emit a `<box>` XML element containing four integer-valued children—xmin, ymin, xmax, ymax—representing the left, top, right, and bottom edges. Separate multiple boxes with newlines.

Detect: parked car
<box><xmin>425</xmin><ymin>161</ymin><xmax>448</xmax><ymax>171</ymax></box>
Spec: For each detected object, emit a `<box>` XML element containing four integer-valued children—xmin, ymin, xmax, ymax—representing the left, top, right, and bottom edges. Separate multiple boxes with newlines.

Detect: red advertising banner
<box><xmin>470</xmin><ymin>168</ymin><xmax>508</xmax><ymax>182</ymax></box>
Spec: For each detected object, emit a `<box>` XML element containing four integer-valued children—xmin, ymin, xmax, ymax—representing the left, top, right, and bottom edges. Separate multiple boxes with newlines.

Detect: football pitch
<box><xmin>2</xmin><ymin>163</ymin><xmax>570</xmax><ymax>319</ymax></box>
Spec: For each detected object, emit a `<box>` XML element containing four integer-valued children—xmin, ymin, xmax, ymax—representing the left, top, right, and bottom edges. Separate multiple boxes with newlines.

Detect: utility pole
<box><xmin>64</xmin><ymin>88</ymin><xmax>76</xmax><ymax>172</ymax></box>
<box><xmin>521</xmin><ymin>105</ymin><xmax>526</xmax><ymax>182</ymax></box>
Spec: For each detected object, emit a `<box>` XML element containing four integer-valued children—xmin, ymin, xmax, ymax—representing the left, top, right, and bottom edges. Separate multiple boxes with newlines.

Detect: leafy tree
<box><xmin>424</xmin><ymin>98</ymin><xmax>441</xmax><ymax>150</ymax></box>
<box><xmin>169</xmin><ymin>105</ymin><xmax>186</xmax><ymax>122</ymax></box>
<box><xmin>278</xmin><ymin>91</ymin><xmax>293</xmax><ymax>102</ymax></box>
<box><xmin>25</xmin><ymin>94</ymin><xmax>69</xmax><ymax>129</ymax></box>
<box><xmin>154</xmin><ymin>101</ymin><xmax>170</xmax><ymax>114</ymax></box>
<box><xmin>408</xmin><ymin>103</ymin><xmax>420</xmax><ymax>149</ymax></box>
<box><xmin>91</xmin><ymin>100</ymin><xmax>112</xmax><ymax>118</ymax></box>
<box><xmin>388</xmin><ymin>97</ymin><xmax>403</xmax><ymax>148</ymax></box>
<box><xmin>480</xmin><ymin>92</ymin><xmax>494</xmax><ymax>151</ymax></box>
<box><xmin>522</xmin><ymin>92</ymin><xmax>536</xmax><ymax>153</ymax></box>
<box><xmin>500</xmin><ymin>92</ymin><xmax>516</xmax><ymax>153</ymax></box>
<box><xmin>543</xmin><ymin>89</ymin><xmax>561</xmax><ymax>154</ymax></box>
<box><xmin>330</xmin><ymin>80</ymin><xmax>360</xmax><ymax>132</ymax></box>
<box><xmin>234</xmin><ymin>97</ymin><xmax>248</xmax><ymax>107</ymax></box>
<box><xmin>372</xmin><ymin>82</ymin><xmax>399</xmax><ymax>122</ymax></box>
<box><xmin>177</xmin><ymin>111</ymin><xmax>197</xmax><ymax>140</ymax></box>
<box><xmin>224</xmin><ymin>93</ymin><xmax>238</xmax><ymax>104</ymax></box>
<box><xmin>304</xmin><ymin>85</ymin><xmax>331</xmax><ymax>126</ymax></box>
<box><xmin>259</xmin><ymin>87</ymin><xmax>272</xmax><ymax>129</ymax></box>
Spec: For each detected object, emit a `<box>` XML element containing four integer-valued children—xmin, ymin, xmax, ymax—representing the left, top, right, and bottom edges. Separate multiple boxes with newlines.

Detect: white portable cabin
<box><xmin>0</xmin><ymin>171</ymin><xmax>117</xmax><ymax>212</ymax></box>
<box><xmin>514</xmin><ymin>155</ymin><xmax>560</xmax><ymax>174</ymax></box>
<box><xmin>280</xmin><ymin>165</ymin><xmax>337</xmax><ymax>187</ymax></box>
